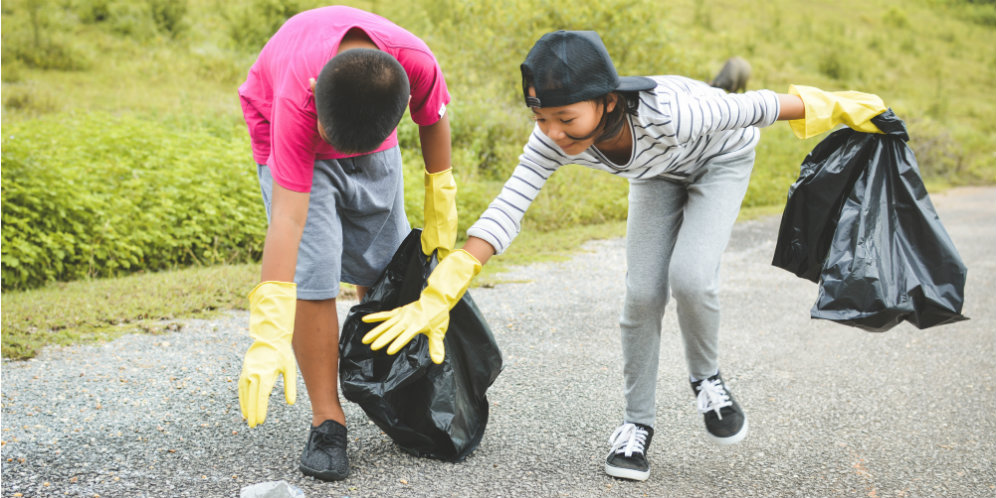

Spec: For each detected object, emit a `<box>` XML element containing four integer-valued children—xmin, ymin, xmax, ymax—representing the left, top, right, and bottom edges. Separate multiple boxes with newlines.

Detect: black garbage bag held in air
<box><xmin>772</xmin><ymin>110</ymin><xmax>967</xmax><ymax>331</ymax></box>
<box><xmin>339</xmin><ymin>229</ymin><xmax>503</xmax><ymax>462</ymax></box>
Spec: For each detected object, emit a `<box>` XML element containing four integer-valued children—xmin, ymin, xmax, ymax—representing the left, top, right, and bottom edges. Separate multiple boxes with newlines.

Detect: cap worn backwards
<box><xmin>520</xmin><ymin>30</ymin><xmax>656</xmax><ymax>108</ymax></box>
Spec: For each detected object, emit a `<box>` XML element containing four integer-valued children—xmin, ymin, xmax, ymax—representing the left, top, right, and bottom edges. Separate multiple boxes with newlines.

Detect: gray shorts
<box><xmin>257</xmin><ymin>146</ymin><xmax>410</xmax><ymax>300</ymax></box>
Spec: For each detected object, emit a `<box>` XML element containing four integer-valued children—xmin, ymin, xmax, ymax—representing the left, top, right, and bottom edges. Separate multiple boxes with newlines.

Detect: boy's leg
<box><xmin>293</xmin><ymin>299</ymin><xmax>344</xmax><ymax>426</ymax></box>
<box><xmin>288</xmin><ymin>146</ymin><xmax>408</xmax><ymax>424</ymax></box>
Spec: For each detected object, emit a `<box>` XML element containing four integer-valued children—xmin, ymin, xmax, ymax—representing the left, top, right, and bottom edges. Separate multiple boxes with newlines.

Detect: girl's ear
<box><xmin>605</xmin><ymin>93</ymin><xmax>619</xmax><ymax>114</ymax></box>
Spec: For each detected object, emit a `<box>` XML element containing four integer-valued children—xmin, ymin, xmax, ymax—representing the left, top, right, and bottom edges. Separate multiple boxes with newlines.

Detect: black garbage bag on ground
<box><xmin>772</xmin><ymin>110</ymin><xmax>967</xmax><ymax>331</ymax></box>
<box><xmin>339</xmin><ymin>229</ymin><xmax>503</xmax><ymax>462</ymax></box>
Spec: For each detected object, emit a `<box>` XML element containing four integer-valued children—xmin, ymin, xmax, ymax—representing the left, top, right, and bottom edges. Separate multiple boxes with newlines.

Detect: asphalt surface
<box><xmin>2</xmin><ymin>186</ymin><xmax>994</xmax><ymax>498</ymax></box>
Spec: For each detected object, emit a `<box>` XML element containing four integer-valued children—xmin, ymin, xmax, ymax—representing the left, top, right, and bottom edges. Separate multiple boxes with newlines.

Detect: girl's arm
<box><xmin>777</xmin><ymin>94</ymin><xmax>806</xmax><ymax>121</ymax></box>
<box><xmin>462</xmin><ymin>236</ymin><xmax>496</xmax><ymax>266</ymax></box>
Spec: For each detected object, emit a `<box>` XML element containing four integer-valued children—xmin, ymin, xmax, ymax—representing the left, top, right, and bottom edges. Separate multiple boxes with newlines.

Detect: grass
<box><xmin>2</xmin><ymin>0</ymin><xmax>994</xmax><ymax>359</ymax></box>
<box><xmin>0</xmin><ymin>221</ymin><xmax>628</xmax><ymax>360</ymax></box>
<box><xmin>0</xmin><ymin>200</ymin><xmax>792</xmax><ymax>361</ymax></box>
<box><xmin>1</xmin><ymin>263</ymin><xmax>258</xmax><ymax>360</ymax></box>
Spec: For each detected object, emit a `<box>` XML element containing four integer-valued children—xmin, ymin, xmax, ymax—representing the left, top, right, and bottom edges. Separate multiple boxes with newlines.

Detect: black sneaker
<box><xmin>691</xmin><ymin>372</ymin><xmax>748</xmax><ymax>445</ymax></box>
<box><xmin>299</xmin><ymin>420</ymin><xmax>349</xmax><ymax>481</ymax></box>
<box><xmin>604</xmin><ymin>422</ymin><xmax>654</xmax><ymax>481</ymax></box>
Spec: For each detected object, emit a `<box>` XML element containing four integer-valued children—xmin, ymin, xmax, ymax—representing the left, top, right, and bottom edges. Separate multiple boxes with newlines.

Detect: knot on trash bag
<box><xmin>870</xmin><ymin>109</ymin><xmax>908</xmax><ymax>141</ymax></box>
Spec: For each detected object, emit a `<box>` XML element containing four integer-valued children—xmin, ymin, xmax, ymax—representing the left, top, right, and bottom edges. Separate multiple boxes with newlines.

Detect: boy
<box><xmin>236</xmin><ymin>6</ymin><xmax>458</xmax><ymax>481</ymax></box>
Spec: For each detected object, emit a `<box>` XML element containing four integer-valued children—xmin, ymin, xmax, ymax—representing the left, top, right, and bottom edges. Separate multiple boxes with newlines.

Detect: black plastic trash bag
<box><xmin>772</xmin><ymin>110</ymin><xmax>967</xmax><ymax>331</ymax></box>
<box><xmin>339</xmin><ymin>229</ymin><xmax>503</xmax><ymax>462</ymax></box>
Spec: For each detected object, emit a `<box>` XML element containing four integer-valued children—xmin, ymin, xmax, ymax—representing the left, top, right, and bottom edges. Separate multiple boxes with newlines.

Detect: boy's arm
<box><xmin>238</xmin><ymin>183</ymin><xmax>309</xmax><ymax>428</ymax></box>
<box><xmin>260</xmin><ymin>184</ymin><xmax>309</xmax><ymax>281</ymax></box>
<box><xmin>418</xmin><ymin>113</ymin><xmax>452</xmax><ymax>174</ymax></box>
<box><xmin>418</xmin><ymin>114</ymin><xmax>459</xmax><ymax>258</ymax></box>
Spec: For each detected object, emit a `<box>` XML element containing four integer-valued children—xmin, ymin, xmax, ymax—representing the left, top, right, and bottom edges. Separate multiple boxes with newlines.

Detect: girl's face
<box><xmin>528</xmin><ymin>87</ymin><xmax>616</xmax><ymax>155</ymax></box>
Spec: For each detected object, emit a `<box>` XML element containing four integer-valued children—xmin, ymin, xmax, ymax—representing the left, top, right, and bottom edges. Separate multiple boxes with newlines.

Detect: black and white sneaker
<box><xmin>300</xmin><ymin>420</ymin><xmax>349</xmax><ymax>481</ymax></box>
<box><xmin>691</xmin><ymin>372</ymin><xmax>748</xmax><ymax>445</ymax></box>
<box><xmin>604</xmin><ymin>422</ymin><xmax>654</xmax><ymax>481</ymax></box>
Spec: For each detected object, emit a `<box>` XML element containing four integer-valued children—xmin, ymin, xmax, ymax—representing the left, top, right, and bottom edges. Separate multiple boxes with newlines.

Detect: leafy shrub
<box><xmin>0</xmin><ymin>0</ymin><xmax>92</xmax><ymax>71</ymax></box>
<box><xmin>223</xmin><ymin>0</ymin><xmax>301</xmax><ymax>52</ymax></box>
<box><xmin>883</xmin><ymin>6</ymin><xmax>911</xmax><ymax>28</ymax></box>
<box><xmin>76</xmin><ymin>0</ymin><xmax>113</xmax><ymax>23</ymax></box>
<box><xmin>148</xmin><ymin>0</ymin><xmax>188</xmax><ymax>37</ymax></box>
<box><xmin>2</xmin><ymin>87</ymin><xmax>58</xmax><ymax>115</ymax></box>
<box><xmin>74</xmin><ymin>0</ymin><xmax>188</xmax><ymax>38</ymax></box>
<box><xmin>1</xmin><ymin>113</ymin><xmax>266</xmax><ymax>291</ymax></box>
<box><xmin>106</xmin><ymin>2</ymin><xmax>157</xmax><ymax>40</ymax></box>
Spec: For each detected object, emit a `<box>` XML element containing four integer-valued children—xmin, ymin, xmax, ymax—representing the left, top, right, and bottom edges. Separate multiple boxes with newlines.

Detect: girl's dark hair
<box><xmin>314</xmin><ymin>49</ymin><xmax>410</xmax><ymax>154</ymax></box>
<box><xmin>565</xmin><ymin>91</ymin><xmax>640</xmax><ymax>143</ymax></box>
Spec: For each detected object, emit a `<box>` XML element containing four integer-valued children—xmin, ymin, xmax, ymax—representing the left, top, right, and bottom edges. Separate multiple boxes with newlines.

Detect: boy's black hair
<box><xmin>315</xmin><ymin>48</ymin><xmax>410</xmax><ymax>154</ymax></box>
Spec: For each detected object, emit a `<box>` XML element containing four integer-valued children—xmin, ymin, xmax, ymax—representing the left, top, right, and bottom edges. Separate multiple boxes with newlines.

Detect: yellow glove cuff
<box><xmin>247</xmin><ymin>281</ymin><xmax>296</xmax><ymax>341</ymax></box>
<box><xmin>422</xmin><ymin>168</ymin><xmax>459</xmax><ymax>258</ymax></box>
<box><xmin>248</xmin><ymin>281</ymin><xmax>296</xmax><ymax>301</ymax></box>
<box><xmin>426</xmin><ymin>249</ymin><xmax>482</xmax><ymax>303</ymax></box>
<box><xmin>788</xmin><ymin>84</ymin><xmax>886</xmax><ymax>139</ymax></box>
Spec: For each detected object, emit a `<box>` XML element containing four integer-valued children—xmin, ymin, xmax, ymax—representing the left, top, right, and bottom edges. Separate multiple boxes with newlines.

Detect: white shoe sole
<box><xmin>707</xmin><ymin>417</ymin><xmax>748</xmax><ymax>445</ymax></box>
<box><xmin>604</xmin><ymin>463</ymin><xmax>650</xmax><ymax>481</ymax></box>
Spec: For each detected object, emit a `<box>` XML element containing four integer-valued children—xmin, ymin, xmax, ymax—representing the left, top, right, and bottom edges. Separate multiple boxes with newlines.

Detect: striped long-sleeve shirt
<box><xmin>467</xmin><ymin>75</ymin><xmax>782</xmax><ymax>255</ymax></box>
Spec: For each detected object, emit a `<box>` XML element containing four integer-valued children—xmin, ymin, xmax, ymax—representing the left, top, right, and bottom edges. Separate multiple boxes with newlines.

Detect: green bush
<box><xmin>0</xmin><ymin>113</ymin><xmax>266</xmax><ymax>291</ymax></box>
<box><xmin>1</xmin><ymin>0</ymin><xmax>993</xmax><ymax>294</ymax></box>
<box><xmin>148</xmin><ymin>0</ymin><xmax>188</xmax><ymax>38</ymax></box>
<box><xmin>223</xmin><ymin>0</ymin><xmax>301</xmax><ymax>52</ymax></box>
<box><xmin>74</xmin><ymin>0</ymin><xmax>188</xmax><ymax>38</ymax></box>
<box><xmin>0</xmin><ymin>0</ymin><xmax>92</xmax><ymax>71</ymax></box>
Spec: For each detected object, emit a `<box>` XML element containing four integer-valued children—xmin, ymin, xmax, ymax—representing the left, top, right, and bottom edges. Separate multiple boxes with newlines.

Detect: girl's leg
<box><xmin>619</xmin><ymin>178</ymin><xmax>686</xmax><ymax>427</ymax></box>
<box><xmin>668</xmin><ymin>152</ymin><xmax>754</xmax><ymax>380</ymax></box>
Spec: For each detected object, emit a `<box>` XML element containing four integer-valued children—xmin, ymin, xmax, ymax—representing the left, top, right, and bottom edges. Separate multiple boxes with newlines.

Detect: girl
<box><xmin>361</xmin><ymin>30</ymin><xmax>887</xmax><ymax>481</ymax></box>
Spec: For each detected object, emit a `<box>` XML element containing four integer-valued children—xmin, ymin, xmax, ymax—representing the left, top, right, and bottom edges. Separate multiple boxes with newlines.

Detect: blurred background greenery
<box><xmin>2</xmin><ymin>0</ymin><xmax>994</xmax><ymax>358</ymax></box>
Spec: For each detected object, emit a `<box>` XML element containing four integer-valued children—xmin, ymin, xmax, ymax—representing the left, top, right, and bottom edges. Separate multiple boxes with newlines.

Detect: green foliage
<box><xmin>1</xmin><ymin>0</ymin><xmax>994</xmax><ymax>358</ymax></box>
<box><xmin>0</xmin><ymin>0</ymin><xmax>92</xmax><ymax>70</ymax></box>
<box><xmin>883</xmin><ymin>6</ymin><xmax>912</xmax><ymax>28</ymax></box>
<box><xmin>1</xmin><ymin>113</ymin><xmax>266</xmax><ymax>291</ymax></box>
<box><xmin>1</xmin><ymin>0</ymin><xmax>994</xmax><ymax>295</ymax></box>
<box><xmin>72</xmin><ymin>0</ymin><xmax>189</xmax><ymax>38</ymax></box>
<box><xmin>222</xmin><ymin>0</ymin><xmax>302</xmax><ymax>52</ymax></box>
<box><xmin>148</xmin><ymin>0</ymin><xmax>188</xmax><ymax>37</ymax></box>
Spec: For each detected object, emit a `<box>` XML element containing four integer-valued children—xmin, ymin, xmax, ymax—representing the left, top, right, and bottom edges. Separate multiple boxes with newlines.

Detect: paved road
<box><xmin>3</xmin><ymin>186</ymin><xmax>994</xmax><ymax>498</ymax></box>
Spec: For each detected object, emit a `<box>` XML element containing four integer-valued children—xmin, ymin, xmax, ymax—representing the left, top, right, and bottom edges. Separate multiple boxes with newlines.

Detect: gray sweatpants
<box><xmin>619</xmin><ymin>151</ymin><xmax>755</xmax><ymax>428</ymax></box>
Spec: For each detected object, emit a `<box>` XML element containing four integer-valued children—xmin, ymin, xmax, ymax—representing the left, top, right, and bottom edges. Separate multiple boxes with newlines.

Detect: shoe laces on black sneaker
<box><xmin>695</xmin><ymin>377</ymin><xmax>733</xmax><ymax>419</ymax></box>
<box><xmin>312</xmin><ymin>420</ymin><xmax>347</xmax><ymax>450</ymax></box>
<box><xmin>608</xmin><ymin>423</ymin><xmax>650</xmax><ymax>458</ymax></box>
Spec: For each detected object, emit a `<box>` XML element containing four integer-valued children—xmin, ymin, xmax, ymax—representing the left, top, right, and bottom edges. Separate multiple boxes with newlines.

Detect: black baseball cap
<box><xmin>521</xmin><ymin>30</ymin><xmax>656</xmax><ymax>108</ymax></box>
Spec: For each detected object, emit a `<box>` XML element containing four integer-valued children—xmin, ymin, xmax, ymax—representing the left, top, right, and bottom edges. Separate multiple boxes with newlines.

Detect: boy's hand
<box><xmin>361</xmin><ymin>249</ymin><xmax>481</xmax><ymax>364</ymax></box>
<box><xmin>421</xmin><ymin>168</ymin><xmax>458</xmax><ymax>260</ymax></box>
<box><xmin>238</xmin><ymin>281</ymin><xmax>297</xmax><ymax>428</ymax></box>
<box><xmin>788</xmin><ymin>85</ymin><xmax>887</xmax><ymax>139</ymax></box>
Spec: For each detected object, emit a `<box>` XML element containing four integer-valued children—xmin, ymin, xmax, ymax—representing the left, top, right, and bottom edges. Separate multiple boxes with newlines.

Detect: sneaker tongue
<box><xmin>696</xmin><ymin>380</ymin><xmax>732</xmax><ymax>414</ymax></box>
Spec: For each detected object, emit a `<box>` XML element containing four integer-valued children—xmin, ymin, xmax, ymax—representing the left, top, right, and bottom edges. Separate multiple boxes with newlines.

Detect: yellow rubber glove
<box><xmin>361</xmin><ymin>249</ymin><xmax>481</xmax><ymax>364</ymax></box>
<box><xmin>788</xmin><ymin>84</ymin><xmax>887</xmax><ymax>139</ymax></box>
<box><xmin>421</xmin><ymin>168</ymin><xmax>458</xmax><ymax>260</ymax></box>
<box><xmin>239</xmin><ymin>281</ymin><xmax>297</xmax><ymax>428</ymax></box>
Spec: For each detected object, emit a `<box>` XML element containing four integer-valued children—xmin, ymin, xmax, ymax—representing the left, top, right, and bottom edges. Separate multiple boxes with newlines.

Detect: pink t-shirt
<box><xmin>238</xmin><ymin>6</ymin><xmax>450</xmax><ymax>192</ymax></box>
